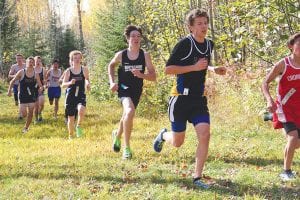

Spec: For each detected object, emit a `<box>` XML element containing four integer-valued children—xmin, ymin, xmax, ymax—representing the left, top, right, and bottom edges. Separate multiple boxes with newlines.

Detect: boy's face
<box><xmin>291</xmin><ymin>38</ymin><xmax>300</xmax><ymax>56</ymax></box>
<box><xmin>16</xmin><ymin>56</ymin><xmax>23</xmax><ymax>64</ymax></box>
<box><xmin>53</xmin><ymin>62</ymin><xmax>59</xmax><ymax>69</ymax></box>
<box><xmin>72</xmin><ymin>54</ymin><xmax>82</xmax><ymax>64</ymax></box>
<box><xmin>189</xmin><ymin>16</ymin><xmax>209</xmax><ymax>38</ymax></box>
<box><xmin>35</xmin><ymin>58</ymin><xmax>42</xmax><ymax>66</ymax></box>
<box><xmin>127</xmin><ymin>30</ymin><xmax>141</xmax><ymax>47</ymax></box>
<box><xmin>27</xmin><ymin>59</ymin><xmax>34</xmax><ymax>68</ymax></box>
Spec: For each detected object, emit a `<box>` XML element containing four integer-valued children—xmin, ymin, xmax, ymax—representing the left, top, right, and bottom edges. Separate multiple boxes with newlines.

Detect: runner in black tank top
<box><xmin>7</xmin><ymin>57</ymin><xmax>43</xmax><ymax>133</ymax></box>
<box><xmin>62</xmin><ymin>50</ymin><xmax>90</xmax><ymax>139</ymax></box>
<box><xmin>19</xmin><ymin>69</ymin><xmax>37</xmax><ymax>103</ymax></box>
<box><xmin>118</xmin><ymin>48</ymin><xmax>145</xmax><ymax>108</ymax></box>
<box><xmin>65</xmin><ymin>66</ymin><xmax>86</xmax><ymax>116</ymax></box>
<box><xmin>108</xmin><ymin>25</ymin><xmax>156</xmax><ymax>159</ymax></box>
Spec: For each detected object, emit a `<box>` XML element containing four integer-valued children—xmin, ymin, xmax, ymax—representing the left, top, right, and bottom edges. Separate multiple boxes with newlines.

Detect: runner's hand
<box><xmin>70</xmin><ymin>79</ymin><xmax>76</xmax><ymax>85</ymax></box>
<box><xmin>86</xmin><ymin>82</ymin><xmax>91</xmax><ymax>92</ymax></box>
<box><xmin>7</xmin><ymin>91</ymin><xmax>12</xmax><ymax>97</ymax></box>
<box><xmin>131</xmin><ymin>69</ymin><xmax>143</xmax><ymax>78</ymax></box>
<box><xmin>214</xmin><ymin>66</ymin><xmax>227</xmax><ymax>75</ymax></box>
<box><xmin>193</xmin><ymin>58</ymin><xmax>208</xmax><ymax>71</ymax></box>
<box><xmin>267</xmin><ymin>99</ymin><xmax>277</xmax><ymax>113</ymax></box>
<box><xmin>110</xmin><ymin>82</ymin><xmax>118</xmax><ymax>92</ymax></box>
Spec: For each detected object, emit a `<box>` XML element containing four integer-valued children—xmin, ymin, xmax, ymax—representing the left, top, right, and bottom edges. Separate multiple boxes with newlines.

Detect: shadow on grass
<box><xmin>208</xmin><ymin>155</ymin><xmax>283</xmax><ymax>167</ymax></box>
<box><xmin>0</xmin><ymin>169</ymin><xmax>298</xmax><ymax>199</ymax></box>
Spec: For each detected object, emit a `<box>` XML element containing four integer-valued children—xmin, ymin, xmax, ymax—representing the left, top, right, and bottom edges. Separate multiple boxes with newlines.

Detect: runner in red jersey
<box><xmin>273</xmin><ymin>57</ymin><xmax>300</xmax><ymax>129</ymax></box>
<box><xmin>262</xmin><ymin>32</ymin><xmax>300</xmax><ymax>181</ymax></box>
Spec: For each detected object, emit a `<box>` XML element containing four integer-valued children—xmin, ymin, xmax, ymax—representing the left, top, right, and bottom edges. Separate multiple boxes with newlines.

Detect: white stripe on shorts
<box><xmin>168</xmin><ymin>96</ymin><xmax>178</xmax><ymax>122</ymax></box>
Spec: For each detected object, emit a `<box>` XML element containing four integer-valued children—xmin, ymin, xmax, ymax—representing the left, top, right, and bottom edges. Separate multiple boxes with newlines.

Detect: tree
<box><xmin>0</xmin><ymin>0</ymin><xmax>19</xmax><ymax>77</ymax></box>
<box><xmin>91</xmin><ymin>0</ymin><xmax>133</xmax><ymax>100</ymax></box>
<box><xmin>77</xmin><ymin>0</ymin><xmax>85</xmax><ymax>50</ymax></box>
<box><xmin>57</xmin><ymin>27</ymin><xmax>79</xmax><ymax>69</ymax></box>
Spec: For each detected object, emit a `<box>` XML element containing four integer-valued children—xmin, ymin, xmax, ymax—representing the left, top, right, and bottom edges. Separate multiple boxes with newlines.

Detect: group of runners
<box><xmin>6</xmin><ymin>9</ymin><xmax>300</xmax><ymax>188</ymax></box>
<box><xmin>7</xmin><ymin>50</ymin><xmax>89</xmax><ymax>139</ymax></box>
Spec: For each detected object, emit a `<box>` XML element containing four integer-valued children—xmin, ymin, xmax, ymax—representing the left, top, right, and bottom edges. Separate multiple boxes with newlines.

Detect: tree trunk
<box><xmin>208</xmin><ymin>0</ymin><xmax>217</xmax><ymax>63</ymax></box>
<box><xmin>0</xmin><ymin>0</ymin><xmax>6</xmax><ymax>77</ymax></box>
<box><xmin>76</xmin><ymin>0</ymin><xmax>84</xmax><ymax>50</ymax></box>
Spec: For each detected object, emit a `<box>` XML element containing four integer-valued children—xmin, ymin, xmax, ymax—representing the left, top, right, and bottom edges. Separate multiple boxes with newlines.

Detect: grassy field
<box><xmin>0</xmin><ymin>78</ymin><xmax>299</xmax><ymax>199</ymax></box>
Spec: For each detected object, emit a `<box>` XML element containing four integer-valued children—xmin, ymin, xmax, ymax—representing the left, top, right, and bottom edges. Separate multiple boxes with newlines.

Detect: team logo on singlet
<box><xmin>73</xmin><ymin>76</ymin><xmax>83</xmax><ymax>81</ymax></box>
<box><xmin>124</xmin><ymin>65</ymin><xmax>143</xmax><ymax>72</ymax></box>
<box><xmin>287</xmin><ymin>74</ymin><xmax>300</xmax><ymax>81</ymax></box>
<box><xmin>52</xmin><ymin>76</ymin><xmax>60</xmax><ymax>82</ymax></box>
<box><xmin>25</xmin><ymin>78</ymin><xmax>34</xmax><ymax>83</ymax></box>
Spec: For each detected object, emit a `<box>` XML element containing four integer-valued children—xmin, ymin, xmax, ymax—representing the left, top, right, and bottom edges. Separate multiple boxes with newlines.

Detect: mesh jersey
<box><xmin>118</xmin><ymin>49</ymin><xmax>145</xmax><ymax>92</ymax></box>
<box><xmin>35</xmin><ymin>67</ymin><xmax>44</xmax><ymax>85</ymax></box>
<box><xmin>67</xmin><ymin>67</ymin><xmax>85</xmax><ymax>97</ymax></box>
<box><xmin>273</xmin><ymin>57</ymin><xmax>300</xmax><ymax>128</ymax></box>
<box><xmin>48</xmin><ymin>69</ymin><xmax>62</xmax><ymax>87</ymax></box>
<box><xmin>166</xmin><ymin>35</ymin><xmax>214</xmax><ymax>97</ymax></box>
<box><xmin>19</xmin><ymin>69</ymin><xmax>36</xmax><ymax>101</ymax></box>
<box><xmin>11</xmin><ymin>64</ymin><xmax>25</xmax><ymax>85</ymax></box>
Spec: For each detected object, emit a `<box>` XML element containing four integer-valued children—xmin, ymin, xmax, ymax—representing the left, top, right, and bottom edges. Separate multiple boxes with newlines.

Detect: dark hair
<box><xmin>52</xmin><ymin>59</ymin><xmax>59</xmax><ymax>64</ymax></box>
<box><xmin>287</xmin><ymin>32</ymin><xmax>300</xmax><ymax>46</ymax></box>
<box><xmin>124</xmin><ymin>25</ymin><xmax>142</xmax><ymax>39</ymax></box>
<box><xmin>186</xmin><ymin>9</ymin><xmax>209</xmax><ymax>26</ymax></box>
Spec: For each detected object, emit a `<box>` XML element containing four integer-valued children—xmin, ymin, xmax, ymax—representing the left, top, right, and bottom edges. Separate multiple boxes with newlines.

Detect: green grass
<box><xmin>0</xmin><ymin>78</ymin><xmax>299</xmax><ymax>199</ymax></box>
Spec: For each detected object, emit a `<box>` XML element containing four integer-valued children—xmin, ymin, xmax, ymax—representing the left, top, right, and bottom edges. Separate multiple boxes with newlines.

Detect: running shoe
<box><xmin>153</xmin><ymin>128</ymin><xmax>167</xmax><ymax>152</ymax></box>
<box><xmin>193</xmin><ymin>177</ymin><xmax>210</xmax><ymax>189</ymax></box>
<box><xmin>112</xmin><ymin>130</ymin><xmax>121</xmax><ymax>152</ymax></box>
<box><xmin>38</xmin><ymin>113</ymin><xmax>43</xmax><ymax>122</ymax></box>
<box><xmin>280</xmin><ymin>170</ymin><xmax>297</xmax><ymax>181</ymax></box>
<box><xmin>122</xmin><ymin>147</ymin><xmax>132</xmax><ymax>159</ymax></box>
<box><xmin>22</xmin><ymin>127</ymin><xmax>28</xmax><ymax>134</ymax></box>
<box><xmin>76</xmin><ymin>126</ymin><xmax>83</xmax><ymax>137</ymax></box>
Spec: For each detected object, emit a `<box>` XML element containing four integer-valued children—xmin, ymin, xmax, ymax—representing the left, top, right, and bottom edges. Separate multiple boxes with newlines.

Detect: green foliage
<box><xmin>91</xmin><ymin>0</ymin><xmax>133</xmax><ymax>101</ymax></box>
<box><xmin>213</xmin><ymin>0</ymin><xmax>300</xmax><ymax>66</ymax></box>
<box><xmin>15</xmin><ymin>28</ymin><xmax>50</xmax><ymax>59</ymax></box>
<box><xmin>0</xmin><ymin>0</ymin><xmax>19</xmax><ymax>75</ymax></box>
<box><xmin>56</xmin><ymin>27</ymin><xmax>80</xmax><ymax>69</ymax></box>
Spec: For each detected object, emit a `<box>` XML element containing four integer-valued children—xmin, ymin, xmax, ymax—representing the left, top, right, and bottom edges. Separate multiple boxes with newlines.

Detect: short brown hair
<box><xmin>69</xmin><ymin>50</ymin><xmax>83</xmax><ymax>61</ymax></box>
<box><xmin>287</xmin><ymin>32</ymin><xmax>300</xmax><ymax>46</ymax></box>
<box><xmin>15</xmin><ymin>54</ymin><xmax>23</xmax><ymax>58</ymax></box>
<box><xmin>186</xmin><ymin>9</ymin><xmax>209</xmax><ymax>26</ymax></box>
<box><xmin>34</xmin><ymin>56</ymin><xmax>41</xmax><ymax>61</ymax></box>
<box><xmin>124</xmin><ymin>25</ymin><xmax>142</xmax><ymax>39</ymax></box>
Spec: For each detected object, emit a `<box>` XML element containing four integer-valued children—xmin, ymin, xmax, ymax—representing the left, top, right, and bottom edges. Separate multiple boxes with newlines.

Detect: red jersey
<box><xmin>273</xmin><ymin>57</ymin><xmax>300</xmax><ymax>129</ymax></box>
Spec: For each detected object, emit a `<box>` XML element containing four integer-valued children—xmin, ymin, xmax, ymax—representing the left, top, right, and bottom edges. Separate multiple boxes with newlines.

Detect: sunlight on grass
<box><xmin>0</xmin><ymin>79</ymin><xmax>299</xmax><ymax>199</ymax></box>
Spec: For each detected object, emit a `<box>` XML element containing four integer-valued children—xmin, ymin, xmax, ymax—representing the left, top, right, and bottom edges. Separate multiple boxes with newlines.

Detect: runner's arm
<box><xmin>261</xmin><ymin>59</ymin><xmax>285</xmax><ymax>113</ymax></box>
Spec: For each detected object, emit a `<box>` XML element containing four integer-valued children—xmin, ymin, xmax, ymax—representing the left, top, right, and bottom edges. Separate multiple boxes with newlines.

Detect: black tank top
<box><xmin>19</xmin><ymin>69</ymin><xmax>36</xmax><ymax>99</ymax></box>
<box><xmin>36</xmin><ymin>68</ymin><xmax>44</xmax><ymax>85</ymax></box>
<box><xmin>68</xmin><ymin>67</ymin><xmax>85</xmax><ymax>97</ymax></box>
<box><xmin>118</xmin><ymin>49</ymin><xmax>145</xmax><ymax>92</ymax></box>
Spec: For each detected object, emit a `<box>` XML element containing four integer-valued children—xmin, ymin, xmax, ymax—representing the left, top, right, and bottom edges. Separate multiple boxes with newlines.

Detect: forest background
<box><xmin>0</xmin><ymin>0</ymin><xmax>300</xmax><ymax>199</ymax></box>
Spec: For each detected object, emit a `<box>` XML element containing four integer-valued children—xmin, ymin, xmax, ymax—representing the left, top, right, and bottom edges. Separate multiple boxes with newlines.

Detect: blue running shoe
<box><xmin>193</xmin><ymin>177</ymin><xmax>210</xmax><ymax>189</ymax></box>
<box><xmin>153</xmin><ymin>128</ymin><xmax>167</xmax><ymax>153</ymax></box>
<box><xmin>280</xmin><ymin>170</ymin><xmax>296</xmax><ymax>181</ymax></box>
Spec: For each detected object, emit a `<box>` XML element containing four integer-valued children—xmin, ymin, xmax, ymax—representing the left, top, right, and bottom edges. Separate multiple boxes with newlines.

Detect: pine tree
<box><xmin>57</xmin><ymin>27</ymin><xmax>79</xmax><ymax>69</ymax></box>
